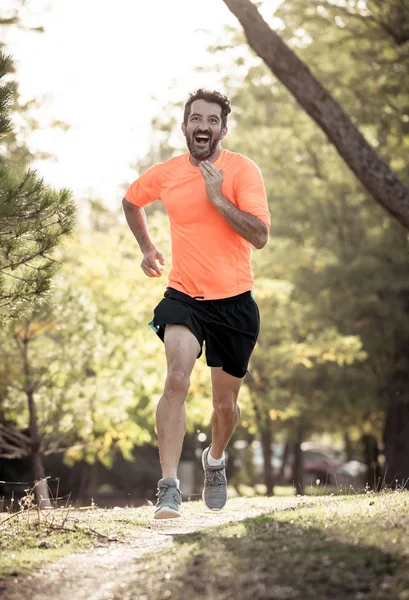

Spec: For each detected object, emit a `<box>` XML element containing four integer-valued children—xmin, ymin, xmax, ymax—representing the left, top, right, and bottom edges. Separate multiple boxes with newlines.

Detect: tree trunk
<box><xmin>32</xmin><ymin>451</ymin><xmax>51</xmax><ymax>508</ymax></box>
<box><xmin>0</xmin><ymin>392</ymin><xmax>5</xmax><ymax>421</ymax></box>
<box><xmin>279</xmin><ymin>438</ymin><xmax>290</xmax><ymax>484</ymax></box>
<box><xmin>362</xmin><ymin>433</ymin><xmax>381</xmax><ymax>491</ymax></box>
<box><xmin>260</xmin><ymin>426</ymin><xmax>274</xmax><ymax>496</ymax></box>
<box><xmin>88</xmin><ymin>462</ymin><xmax>99</xmax><ymax>502</ymax></box>
<box><xmin>78</xmin><ymin>461</ymin><xmax>90</xmax><ymax>503</ymax></box>
<box><xmin>222</xmin><ymin>0</ymin><xmax>409</xmax><ymax>229</ymax></box>
<box><xmin>27</xmin><ymin>389</ymin><xmax>51</xmax><ymax>508</ymax></box>
<box><xmin>292</xmin><ymin>421</ymin><xmax>304</xmax><ymax>495</ymax></box>
<box><xmin>22</xmin><ymin>326</ymin><xmax>52</xmax><ymax>510</ymax></box>
<box><xmin>344</xmin><ymin>431</ymin><xmax>353</xmax><ymax>462</ymax></box>
<box><xmin>383</xmin><ymin>397</ymin><xmax>409</xmax><ymax>489</ymax></box>
<box><xmin>26</xmin><ymin>390</ymin><xmax>51</xmax><ymax>508</ymax></box>
<box><xmin>250</xmin><ymin>394</ymin><xmax>275</xmax><ymax>495</ymax></box>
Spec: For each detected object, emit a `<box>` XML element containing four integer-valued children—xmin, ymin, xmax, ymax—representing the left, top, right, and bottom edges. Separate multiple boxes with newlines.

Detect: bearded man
<box><xmin>123</xmin><ymin>89</ymin><xmax>270</xmax><ymax>519</ymax></box>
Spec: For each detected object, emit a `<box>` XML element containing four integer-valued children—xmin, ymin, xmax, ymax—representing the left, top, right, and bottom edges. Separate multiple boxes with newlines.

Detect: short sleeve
<box><xmin>235</xmin><ymin>159</ymin><xmax>270</xmax><ymax>229</ymax></box>
<box><xmin>125</xmin><ymin>163</ymin><xmax>164</xmax><ymax>208</ymax></box>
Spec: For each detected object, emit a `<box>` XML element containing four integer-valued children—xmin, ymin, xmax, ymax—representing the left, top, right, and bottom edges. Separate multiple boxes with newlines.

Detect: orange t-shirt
<box><xmin>125</xmin><ymin>149</ymin><xmax>270</xmax><ymax>300</ymax></box>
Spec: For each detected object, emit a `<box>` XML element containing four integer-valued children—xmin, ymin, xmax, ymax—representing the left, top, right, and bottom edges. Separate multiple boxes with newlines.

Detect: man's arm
<box><xmin>122</xmin><ymin>198</ymin><xmax>165</xmax><ymax>277</ymax></box>
<box><xmin>206</xmin><ymin>195</ymin><xmax>268</xmax><ymax>250</ymax></box>
<box><xmin>199</xmin><ymin>161</ymin><xmax>269</xmax><ymax>249</ymax></box>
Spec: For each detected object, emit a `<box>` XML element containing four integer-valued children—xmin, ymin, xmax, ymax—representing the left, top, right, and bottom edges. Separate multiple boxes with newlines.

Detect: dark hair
<box><xmin>183</xmin><ymin>89</ymin><xmax>231</xmax><ymax>129</ymax></box>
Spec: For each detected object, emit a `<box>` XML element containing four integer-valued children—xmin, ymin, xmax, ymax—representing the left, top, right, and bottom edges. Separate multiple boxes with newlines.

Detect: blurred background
<box><xmin>1</xmin><ymin>0</ymin><xmax>408</xmax><ymax>509</ymax></box>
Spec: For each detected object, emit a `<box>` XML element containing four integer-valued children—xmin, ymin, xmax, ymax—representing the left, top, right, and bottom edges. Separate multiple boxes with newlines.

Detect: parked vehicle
<box><xmin>252</xmin><ymin>442</ymin><xmax>366</xmax><ymax>488</ymax></box>
<box><xmin>293</xmin><ymin>448</ymin><xmax>343</xmax><ymax>486</ymax></box>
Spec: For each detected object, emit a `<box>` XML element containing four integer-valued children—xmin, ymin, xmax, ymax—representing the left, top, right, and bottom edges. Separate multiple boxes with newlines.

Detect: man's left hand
<box><xmin>199</xmin><ymin>160</ymin><xmax>224</xmax><ymax>205</ymax></box>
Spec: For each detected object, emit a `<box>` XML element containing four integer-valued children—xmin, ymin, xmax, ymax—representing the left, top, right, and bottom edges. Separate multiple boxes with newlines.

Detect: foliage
<box><xmin>0</xmin><ymin>276</ymin><xmax>154</xmax><ymax>467</ymax></box>
<box><xmin>1</xmin><ymin>211</ymin><xmax>243</xmax><ymax>466</ymax></box>
<box><xmin>0</xmin><ymin>52</ymin><xmax>76</xmax><ymax>323</ymax></box>
<box><xmin>3</xmin><ymin>0</ymin><xmax>409</xmax><ymax>489</ymax></box>
<box><xmin>200</xmin><ymin>0</ymin><xmax>409</xmax><ymax>460</ymax></box>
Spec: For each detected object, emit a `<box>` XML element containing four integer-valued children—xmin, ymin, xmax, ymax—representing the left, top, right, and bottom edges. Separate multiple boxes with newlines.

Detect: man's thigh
<box><xmin>164</xmin><ymin>324</ymin><xmax>201</xmax><ymax>374</ymax></box>
<box><xmin>152</xmin><ymin>291</ymin><xmax>205</xmax><ymax>358</ymax></box>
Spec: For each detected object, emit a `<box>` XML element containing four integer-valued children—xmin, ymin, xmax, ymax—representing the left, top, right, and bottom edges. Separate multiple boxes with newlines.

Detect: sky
<box><xmin>4</xmin><ymin>0</ymin><xmax>280</xmax><ymax>208</ymax></box>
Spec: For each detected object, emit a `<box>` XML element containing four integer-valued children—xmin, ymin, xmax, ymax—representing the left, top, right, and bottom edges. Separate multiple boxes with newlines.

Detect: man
<box><xmin>123</xmin><ymin>89</ymin><xmax>270</xmax><ymax>519</ymax></box>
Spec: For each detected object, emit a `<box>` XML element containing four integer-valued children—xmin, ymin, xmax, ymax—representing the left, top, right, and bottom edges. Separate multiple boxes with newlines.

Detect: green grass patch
<box><xmin>2</xmin><ymin>492</ymin><xmax>409</xmax><ymax>599</ymax></box>
<box><xmin>228</xmin><ymin>483</ymin><xmax>345</xmax><ymax>497</ymax></box>
<box><xmin>0</xmin><ymin>495</ymin><xmax>315</xmax><ymax>581</ymax></box>
<box><xmin>129</xmin><ymin>491</ymin><xmax>409</xmax><ymax>600</ymax></box>
<box><xmin>0</xmin><ymin>503</ymin><xmax>152</xmax><ymax>580</ymax></box>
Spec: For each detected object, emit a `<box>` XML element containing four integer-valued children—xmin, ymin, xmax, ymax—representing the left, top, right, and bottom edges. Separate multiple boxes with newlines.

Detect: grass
<box><xmin>0</xmin><ymin>493</ymin><xmax>313</xmax><ymax>581</ymax></box>
<box><xmin>229</xmin><ymin>483</ymin><xmax>345</xmax><ymax>497</ymax></box>
<box><xmin>128</xmin><ymin>491</ymin><xmax>409</xmax><ymax>600</ymax></box>
<box><xmin>0</xmin><ymin>493</ymin><xmax>298</xmax><ymax>580</ymax></box>
<box><xmin>0</xmin><ymin>502</ymin><xmax>152</xmax><ymax>579</ymax></box>
<box><xmin>1</xmin><ymin>490</ymin><xmax>409</xmax><ymax>599</ymax></box>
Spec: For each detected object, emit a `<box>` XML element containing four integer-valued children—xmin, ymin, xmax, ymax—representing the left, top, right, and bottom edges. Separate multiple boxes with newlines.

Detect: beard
<box><xmin>186</xmin><ymin>129</ymin><xmax>222</xmax><ymax>161</ymax></box>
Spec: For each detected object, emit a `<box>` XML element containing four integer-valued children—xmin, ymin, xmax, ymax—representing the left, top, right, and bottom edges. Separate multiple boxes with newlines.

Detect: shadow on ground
<box><xmin>123</xmin><ymin>509</ymin><xmax>408</xmax><ymax>600</ymax></box>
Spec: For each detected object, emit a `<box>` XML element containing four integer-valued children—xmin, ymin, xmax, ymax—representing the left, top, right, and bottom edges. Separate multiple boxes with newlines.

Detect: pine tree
<box><xmin>0</xmin><ymin>51</ymin><xmax>76</xmax><ymax>506</ymax></box>
<box><xmin>0</xmin><ymin>52</ymin><xmax>76</xmax><ymax>323</ymax></box>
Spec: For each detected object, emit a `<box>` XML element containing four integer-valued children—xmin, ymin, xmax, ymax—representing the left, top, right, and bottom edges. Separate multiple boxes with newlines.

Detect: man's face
<box><xmin>182</xmin><ymin>99</ymin><xmax>227</xmax><ymax>161</ymax></box>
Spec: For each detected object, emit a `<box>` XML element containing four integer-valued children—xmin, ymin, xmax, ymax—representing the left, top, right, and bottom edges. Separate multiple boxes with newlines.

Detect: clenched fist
<box><xmin>141</xmin><ymin>248</ymin><xmax>165</xmax><ymax>278</ymax></box>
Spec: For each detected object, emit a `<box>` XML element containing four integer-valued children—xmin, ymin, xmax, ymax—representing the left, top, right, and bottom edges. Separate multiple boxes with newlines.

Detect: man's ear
<box><xmin>181</xmin><ymin>122</ymin><xmax>186</xmax><ymax>136</ymax></box>
<box><xmin>220</xmin><ymin>126</ymin><xmax>228</xmax><ymax>140</ymax></box>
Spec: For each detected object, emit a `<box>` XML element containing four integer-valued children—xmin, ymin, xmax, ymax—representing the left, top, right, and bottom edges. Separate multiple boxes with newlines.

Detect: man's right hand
<box><xmin>141</xmin><ymin>248</ymin><xmax>165</xmax><ymax>277</ymax></box>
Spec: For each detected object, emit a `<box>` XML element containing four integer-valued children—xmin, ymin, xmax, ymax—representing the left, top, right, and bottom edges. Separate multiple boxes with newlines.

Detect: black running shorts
<box><xmin>150</xmin><ymin>287</ymin><xmax>260</xmax><ymax>379</ymax></box>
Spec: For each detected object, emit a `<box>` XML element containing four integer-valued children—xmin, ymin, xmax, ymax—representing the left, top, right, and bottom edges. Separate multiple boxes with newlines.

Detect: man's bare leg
<box><xmin>201</xmin><ymin>367</ymin><xmax>243</xmax><ymax>510</ymax></box>
<box><xmin>156</xmin><ymin>324</ymin><xmax>200</xmax><ymax>479</ymax></box>
<box><xmin>210</xmin><ymin>368</ymin><xmax>243</xmax><ymax>459</ymax></box>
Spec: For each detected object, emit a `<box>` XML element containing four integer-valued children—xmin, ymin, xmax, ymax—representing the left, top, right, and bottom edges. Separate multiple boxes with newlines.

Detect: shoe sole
<box><xmin>201</xmin><ymin>489</ymin><xmax>227</xmax><ymax>511</ymax></box>
<box><xmin>154</xmin><ymin>507</ymin><xmax>182</xmax><ymax>519</ymax></box>
<box><xmin>202</xmin><ymin>447</ymin><xmax>228</xmax><ymax>511</ymax></box>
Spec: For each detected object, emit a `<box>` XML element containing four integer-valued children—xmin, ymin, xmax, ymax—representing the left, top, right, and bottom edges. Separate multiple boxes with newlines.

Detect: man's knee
<box><xmin>164</xmin><ymin>369</ymin><xmax>190</xmax><ymax>402</ymax></box>
<box><xmin>213</xmin><ymin>394</ymin><xmax>239</xmax><ymax>416</ymax></box>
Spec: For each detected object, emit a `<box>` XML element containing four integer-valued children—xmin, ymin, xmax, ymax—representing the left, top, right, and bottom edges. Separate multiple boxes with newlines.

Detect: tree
<box><xmin>0</xmin><ymin>52</ymin><xmax>76</xmax><ymax>323</ymax></box>
<box><xmin>221</xmin><ymin>0</ymin><xmax>409</xmax><ymax>229</ymax></box>
<box><xmin>246</xmin><ymin>272</ymin><xmax>368</xmax><ymax>494</ymax></box>
<box><xmin>0</xmin><ymin>279</ymin><xmax>153</xmax><ymax>505</ymax></box>
<box><xmin>1</xmin><ymin>212</ymin><xmax>233</xmax><ymax>503</ymax></box>
<box><xmin>1</xmin><ymin>1</ymin><xmax>52</xmax><ymax>170</ymax></box>
<box><xmin>218</xmin><ymin>1</ymin><xmax>409</xmax><ymax>488</ymax></box>
<box><xmin>171</xmin><ymin>0</ymin><xmax>406</xmax><ymax>490</ymax></box>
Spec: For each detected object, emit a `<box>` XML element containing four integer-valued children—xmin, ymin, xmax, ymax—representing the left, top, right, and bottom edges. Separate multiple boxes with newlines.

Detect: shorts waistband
<box><xmin>165</xmin><ymin>288</ymin><xmax>252</xmax><ymax>306</ymax></box>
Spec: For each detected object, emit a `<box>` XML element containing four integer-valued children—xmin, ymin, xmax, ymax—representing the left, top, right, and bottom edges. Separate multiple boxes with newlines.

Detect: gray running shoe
<box><xmin>202</xmin><ymin>446</ymin><xmax>228</xmax><ymax>510</ymax></box>
<box><xmin>154</xmin><ymin>477</ymin><xmax>182</xmax><ymax>519</ymax></box>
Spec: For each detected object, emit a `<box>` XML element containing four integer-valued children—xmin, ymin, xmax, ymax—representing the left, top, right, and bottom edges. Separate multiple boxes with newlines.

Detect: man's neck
<box><xmin>188</xmin><ymin>146</ymin><xmax>223</xmax><ymax>167</ymax></box>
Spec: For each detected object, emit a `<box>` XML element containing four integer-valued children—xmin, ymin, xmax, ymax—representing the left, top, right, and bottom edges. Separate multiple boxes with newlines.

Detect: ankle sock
<box><xmin>160</xmin><ymin>477</ymin><xmax>180</xmax><ymax>488</ymax></box>
<box><xmin>208</xmin><ymin>451</ymin><xmax>225</xmax><ymax>466</ymax></box>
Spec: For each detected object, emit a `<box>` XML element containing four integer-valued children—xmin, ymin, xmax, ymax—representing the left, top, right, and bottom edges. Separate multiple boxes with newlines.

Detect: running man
<box><xmin>123</xmin><ymin>89</ymin><xmax>270</xmax><ymax>519</ymax></box>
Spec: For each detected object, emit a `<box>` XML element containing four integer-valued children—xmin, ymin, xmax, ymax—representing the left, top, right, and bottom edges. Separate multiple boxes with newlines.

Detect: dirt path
<box><xmin>2</xmin><ymin>497</ymin><xmax>313</xmax><ymax>600</ymax></box>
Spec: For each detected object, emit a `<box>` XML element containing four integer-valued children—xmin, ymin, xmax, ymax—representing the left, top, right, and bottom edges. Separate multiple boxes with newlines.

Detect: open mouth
<box><xmin>194</xmin><ymin>133</ymin><xmax>211</xmax><ymax>145</ymax></box>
